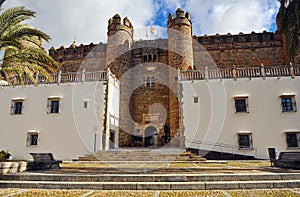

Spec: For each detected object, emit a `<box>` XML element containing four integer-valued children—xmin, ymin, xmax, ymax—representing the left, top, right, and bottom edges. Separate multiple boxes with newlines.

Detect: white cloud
<box><xmin>3</xmin><ymin>0</ymin><xmax>155</xmax><ymax>49</ymax></box>
<box><xmin>2</xmin><ymin>0</ymin><xmax>280</xmax><ymax>50</ymax></box>
<box><xmin>184</xmin><ymin>0</ymin><xmax>280</xmax><ymax>36</ymax></box>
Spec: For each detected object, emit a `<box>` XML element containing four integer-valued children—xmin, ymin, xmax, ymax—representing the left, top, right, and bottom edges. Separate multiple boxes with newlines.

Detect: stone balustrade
<box><xmin>180</xmin><ymin>64</ymin><xmax>300</xmax><ymax>81</ymax></box>
<box><xmin>8</xmin><ymin>70</ymin><xmax>108</xmax><ymax>86</ymax></box>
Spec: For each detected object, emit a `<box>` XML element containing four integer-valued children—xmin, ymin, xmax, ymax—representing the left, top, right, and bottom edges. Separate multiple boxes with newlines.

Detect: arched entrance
<box><xmin>144</xmin><ymin>126</ymin><xmax>157</xmax><ymax>147</ymax></box>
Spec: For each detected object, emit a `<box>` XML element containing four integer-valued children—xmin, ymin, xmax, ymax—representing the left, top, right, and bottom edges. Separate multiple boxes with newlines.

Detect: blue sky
<box><xmin>3</xmin><ymin>0</ymin><xmax>280</xmax><ymax>50</ymax></box>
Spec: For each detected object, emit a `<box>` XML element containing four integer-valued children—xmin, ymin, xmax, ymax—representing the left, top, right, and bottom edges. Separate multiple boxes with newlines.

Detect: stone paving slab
<box><xmin>1</xmin><ymin>172</ymin><xmax>299</xmax><ymax>182</ymax></box>
<box><xmin>2</xmin><ymin>180</ymin><xmax>300</xmax><ymax>190</ymax></box>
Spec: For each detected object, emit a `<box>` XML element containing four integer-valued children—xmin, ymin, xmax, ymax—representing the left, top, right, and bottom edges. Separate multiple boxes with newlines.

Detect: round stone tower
<box><xmin>168</xmin><ymin>8</ymin><xmax>194</xmax><ymax>70</ymax></box>
<box><xmin>106</xmin><ymin>14</ymin><xmax>134</xmax><ymax>148</ymax></box>
<box><xmin>106</xmin><ymin>14</ymin><xmax>133</xmax><ymax>69</ymax></box>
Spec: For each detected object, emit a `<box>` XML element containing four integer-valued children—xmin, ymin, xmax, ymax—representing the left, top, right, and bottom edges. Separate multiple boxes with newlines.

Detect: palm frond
<box><xmin>0</xmin><ymin>6</ymin><xmax>35</xmax><ymax>35</ymax></box>
<box><xmin>0</xmin><ymin>0</ymin><xmax>6</xmax><ymax>8</ymax></box>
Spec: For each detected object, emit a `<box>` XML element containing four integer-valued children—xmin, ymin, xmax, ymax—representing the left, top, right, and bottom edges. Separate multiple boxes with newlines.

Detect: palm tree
<box><xmin>0</xmin><ymin>0</ymin><xmax>58</xmax><ymax>85</ymax></box>
<box><xmin>276</xmin><ymin>0</ymin><xmax>300</xmax><ymax>63</ymax></box>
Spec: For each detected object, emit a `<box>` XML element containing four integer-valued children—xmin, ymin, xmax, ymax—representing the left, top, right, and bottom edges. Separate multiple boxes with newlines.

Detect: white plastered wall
<box><xmin>0</xmin><ymin>81</ymin><xmax>106</xmax><ymax>160</ymax></box>
<box><xmin>182</xmin><ymin>76</ymin><xmax>300</xmax><ymax>159</ymax></box>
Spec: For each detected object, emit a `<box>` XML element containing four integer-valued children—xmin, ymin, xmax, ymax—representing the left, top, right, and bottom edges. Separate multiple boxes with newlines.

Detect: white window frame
<box><xmin>280</xmin><ymin>94</ymin><xmax>297</xmax><ymax>112</ymax></box>
<box><xmin>47</xmin><ymin>96</ymin><xmax>62</xmax><ymax>114</ymax></box>
<box><xmin>234</xmin><ymin>96</ymin><xmax>249</xmax><ymax>113</ymax></box>
<box><xmin>27</xmin><ymin>130</ymin><xmax>40</xmax><ymax>147</ymax></box>
<box><xmin>285</xmin><ymin>131</ymin><xmax>300</xmax><ymax>149</ymax></box>
<box><xmin>237</xmin><ymin>131</ymin><xmax>253</xmax><ymax>150</ymax></box>
<box><xmin>11</xmin><ymin>98</ymin><xmax>25</xmax><ymax>115</ymax></box>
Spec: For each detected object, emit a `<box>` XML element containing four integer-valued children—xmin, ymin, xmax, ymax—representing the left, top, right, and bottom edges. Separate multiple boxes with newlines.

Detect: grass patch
<box><xmin>13</xmin><ymin>189</ymin><xmax>88</xmax><ymax>197</ymax></box>
<box><xmin>89</xmin><ymin>191</ymin><xmax>154</xmax><ymax>197</ymax></box>
<box><xmin>227</xmin><ymin>189</ymin><xmax>300</xmax><ymax>197</ymax></box>
<box><xmin>159</xmin><ymin>191</ymin><xmax>225</xmax><ymax>197</ymax></box>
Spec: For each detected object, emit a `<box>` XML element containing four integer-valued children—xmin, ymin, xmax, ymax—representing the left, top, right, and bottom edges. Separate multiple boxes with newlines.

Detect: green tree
<box><xmin>0</xmin><ymin>0</ymin><xmax>58</xmax><ymax>85</ymax></box>
<box><xmin>277</xmin><ymin>0</ymin><xmax>300</xmax><ymax>63</ymax></box>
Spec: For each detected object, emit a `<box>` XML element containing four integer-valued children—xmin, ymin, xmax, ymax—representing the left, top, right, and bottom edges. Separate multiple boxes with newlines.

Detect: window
<box><xmin>27</xmin><ymin>131</ymin><xmax>39</xmax><ymax>146</ymax></box>
<box><xmin>286</xmin><ymin>132</ymin><xmax>300</xmax><ymax>148</ymax></box>
<box><xmin>281</xmin><ymin>95</ymin><xmax>297</xmax><ymax>112</ymax></box>
<box><xmin>151</xmin><ymin>76</ymin><xmax>155</xmax><ymax>88</ymax></box>
<box><xmin>84</xmin><ymin>101</ymin><xmax>88</xmax><ymax>108</ymax></box>
<box><xmin>234</xmin><ymin>97</ymin><xmax>249</xmax><ymax>113</ymax></box>
<box><xmin>194</xmin><ymin>97</ymin><xmax>199</xmax><ymax>103</ymax></box>
<box><xmin>47</xmin><ymin>97</ymin><xmax>61</xmax><ymax>114</ymax></box>
<box><xmin>143</xmin><ymin>54</ymin><xmax>158</xmax><ymax>63</ymax></box>
<box><xmin>146</xmin><ymin>76</ymin><xmax>155</xmax><ymax>88</ymax></box>
<box><xmin>11</xmin><ymin>99</ymin><xmax>24</xmax><ymax>115</ymax></box>
<box><xmin>238</xmin><ymin>133</ymin><xmax>253</xmax><ymax>149</ymax></box>
<box><xmin>83</xmin><ymin>100</ymin><xmax>89</xmax><ymax>108</ymax></box>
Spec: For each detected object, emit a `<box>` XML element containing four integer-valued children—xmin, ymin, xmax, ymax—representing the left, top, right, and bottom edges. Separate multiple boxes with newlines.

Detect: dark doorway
<box><xmin>144</xmin><ymin>126</ymin><xmax>157</xmax><ymax>147</ymax></box>
<box><xmin>109</xmin><ymin>130</ymin><xmax>115</xmax><ymax>149</ymax></box>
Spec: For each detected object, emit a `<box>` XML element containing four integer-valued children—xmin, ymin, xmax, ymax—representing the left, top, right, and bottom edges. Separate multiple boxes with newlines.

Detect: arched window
<box><xmin>151</xmin><ymin>76</ymin><xmax>155</xmax><ymax>88</ymax></box>
<box><xmin>146</xmin><ymin>77</ymin><xmax>151</xmax><ymax>88</ymax></box>
<box><xmin>146</xmin><ymin>76</ymin><xmax>155</xmax><ymax>88</ymax></box>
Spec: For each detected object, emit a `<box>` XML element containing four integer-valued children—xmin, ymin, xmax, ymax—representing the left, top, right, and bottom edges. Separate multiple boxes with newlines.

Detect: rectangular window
<box><xmin>146</xmin><ymin>76</ymin><xmax>155</xmax><ymax>88</ymax></box>
<box><xmin>47</xmin><ymin>97</ymin><xmax>61</xmax><ymax>114</ymax></box>
<box><xmin>238</xmin><ymin>133</ymin><xmax>252</xmax><ymax>149</ymax></box>
<box><xmin>11</xmin><ymin>99</ymin><xmax>24</xmax><ymax>115</ymax></box>
<box><xmin>235</xmin><ymin>97</ymin><xmax>249</xmax><ymax>113</ymax></box>
<box><xmin>281</xmin><ymin>96</ymin><xmax>297</xmax><ymax>112</ymax></box>
<box><xmin>83</xmin><ymin>101</ymin><xmax>88</xmax><ymax>108</ymax></box>
<box><xmin>146</xmin><ymin>77</ymin><xmax>151</xmax><ymax>88</ymax></box>
<box><xmin>286</xmin><ymin>132</ymin><xmax>300</xmax><ymax>148</ymax></box>
<box><xmin>151</xmin><ymin>76</ymin><xmax>155</xmax><ymax>88</ymax></box>
<box><xmin>27</xmin><ymin>132</ymin><xmax>39</xmax><ymax>146</ymax></box>
<box><xmin>194</xmin><ymin>97</ymin><xmax>199</xmax><ymax>103</ymax></box>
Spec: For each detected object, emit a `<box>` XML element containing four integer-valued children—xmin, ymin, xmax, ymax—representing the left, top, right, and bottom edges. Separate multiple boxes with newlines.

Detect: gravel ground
<box><xmin>1</xmin><ymin>189</ymin><xmax>300</xmax><ymax>197</ymax></box>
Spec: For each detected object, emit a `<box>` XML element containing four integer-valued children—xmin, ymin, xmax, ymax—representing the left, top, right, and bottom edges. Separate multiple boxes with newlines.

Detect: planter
<box><xmin>0</xmin><ymin>161</ymin><xmax>27</xmax><ymax>174</ymax></box>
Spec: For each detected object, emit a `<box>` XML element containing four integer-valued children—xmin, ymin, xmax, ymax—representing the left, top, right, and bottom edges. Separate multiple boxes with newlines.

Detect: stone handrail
<box><xmin>181</xmin><ymin>64</ymin><xmax>300</xmax><ymax>81</ymax></box>
<box><xmin>9</xmin><ymin>70</ymin><xmax>107</xmax><ymax>86</ymax></box>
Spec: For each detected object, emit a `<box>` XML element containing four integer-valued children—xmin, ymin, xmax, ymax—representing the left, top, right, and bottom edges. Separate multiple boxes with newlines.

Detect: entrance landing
<box><xmin>74</xmin><ymin>148</ymin><xmax>205</xmax><ymax>162</ymax></box>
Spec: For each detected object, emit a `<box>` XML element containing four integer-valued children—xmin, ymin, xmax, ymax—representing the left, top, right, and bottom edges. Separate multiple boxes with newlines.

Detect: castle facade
<box><xmin>0</xmin><ymin>9</ymin><xmax>299</xmax><ymax>160</ymax></box>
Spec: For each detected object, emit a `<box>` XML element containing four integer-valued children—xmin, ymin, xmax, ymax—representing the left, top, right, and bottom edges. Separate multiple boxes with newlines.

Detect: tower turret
<box><xmin>167</xmin><ymin>8</ymin><xmax>193</xmax><ymax>148</ymax></box>
<box><xmin>168</xmin><ymin>8</ymin><xmax>193</xmax><ymax>70</ymax></box>
<box><xmin>106</xmin><ymin>14</ymin><xmax>133</xmax><ymax>67</ymax></box>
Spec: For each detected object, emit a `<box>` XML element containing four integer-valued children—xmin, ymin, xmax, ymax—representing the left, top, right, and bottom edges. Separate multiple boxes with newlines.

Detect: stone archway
<box><xmin>144</xmin><ymin>126</ymin><xmax>158</xmax><ymax>147</ymax></box>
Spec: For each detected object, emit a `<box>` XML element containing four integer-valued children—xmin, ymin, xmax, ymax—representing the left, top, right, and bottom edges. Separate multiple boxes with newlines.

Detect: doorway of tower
<box><xmin>109</xmin><ymin>130</ymin><xmax>115</xmax><ymax>149</ymax></box>
<box><xmin>144</xmin><ymin>126</ymin><xmax>158</xmax><ymax>147</ymax></box>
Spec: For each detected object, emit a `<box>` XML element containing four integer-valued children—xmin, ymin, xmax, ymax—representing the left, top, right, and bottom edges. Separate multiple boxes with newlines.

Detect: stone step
<box><xmin>74</xmin><ymin>149</ymin><xmax>205</xmax><ymax>162</ymax></box>
<box><xmin>1</xmin><ymin>180</ymin><xmax>300</xmax><ymax>190</ymax></box>
<box><xmin>1</xmin><ymin>173</ymin><xmax>299</xmax><ymax>182</ymax></box>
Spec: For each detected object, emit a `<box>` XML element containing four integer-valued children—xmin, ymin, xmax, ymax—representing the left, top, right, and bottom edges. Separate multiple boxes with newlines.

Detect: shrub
<box><xmin>0</xmin><ymin>150</ymin><xmax>11</xmax><ymax>161</ymax></box>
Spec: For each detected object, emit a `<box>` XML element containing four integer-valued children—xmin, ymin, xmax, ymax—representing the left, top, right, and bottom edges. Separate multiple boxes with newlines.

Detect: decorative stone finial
<box><xmin>70</xmin><ymin>40</ymin><xmax>76</xmax><ymax>48</ymax></box>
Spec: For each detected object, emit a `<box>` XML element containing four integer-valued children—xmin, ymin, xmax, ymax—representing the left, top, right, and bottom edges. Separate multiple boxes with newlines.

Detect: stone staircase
<box><xmin>73</xmin><ymin>148</ymin><xmax>206</xmax><ymax>162</ymax></box>
<box><xmin>1</xmin><ymin>149</ymin><xmax>300</xmax><ymax>190</ymax></box>
<box><xmin>1</xmin><ymin>172</ymin><xmax>300</xmax><ymax>190</ymax></box>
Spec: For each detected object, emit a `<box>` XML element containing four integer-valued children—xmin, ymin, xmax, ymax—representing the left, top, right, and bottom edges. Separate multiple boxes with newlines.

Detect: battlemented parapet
<box><xmin>106</xmin><ymin>14</ymin><xmax>133</xmax><ymax>68</ymax></box>
<box><xmin>193</xmin><ymin>31</ymin><xmax>286</xmax><ymax>69</ymax></box>
<box><xmin>168</xmin><ymin>8</ymin><xmax>194</xmax><ymax>70</ymax></box>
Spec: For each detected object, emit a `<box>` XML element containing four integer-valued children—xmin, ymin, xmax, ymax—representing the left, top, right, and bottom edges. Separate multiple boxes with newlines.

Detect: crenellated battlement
<box><xmin>168</xmin><ymin>8</ymin><xmax>192</xmax><ymax>29</ymax></box>
<box><xmin>107</xmin><ymin>14</ymin><xmax>133</xmax><ymax>38</ymax></box>
<box><xmin>196</xmin><ymin>31</ymin><xmax>282</xmax><ymax>46</ymax></box>
<box><xmin>49</xmin><ymin>42</ymin><xmax>106</xmax><ymax>61</ymax></box>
